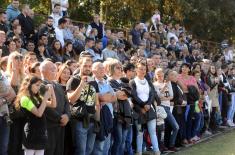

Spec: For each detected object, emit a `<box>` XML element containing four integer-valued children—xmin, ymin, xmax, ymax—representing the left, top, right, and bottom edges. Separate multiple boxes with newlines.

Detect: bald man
<box><xmin>40</xmin><ymin>60</ymin><xmax>70</xmax><ymax>155</ymax></box>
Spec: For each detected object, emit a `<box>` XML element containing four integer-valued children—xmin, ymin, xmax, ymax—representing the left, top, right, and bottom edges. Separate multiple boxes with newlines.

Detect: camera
<box><xmin>39</xmin><ymin>84</ymin><xmax>49</xmax><ymax>96</ymax></box>
<box><xmin>86</xmin><ymin>76</ymin><xmax>94</xmax><ymax>82</ymax></box>
<box><xmin>0</xmin><ymin>100</ymin><xmax>13</xmax><ymax>125</ymax></box>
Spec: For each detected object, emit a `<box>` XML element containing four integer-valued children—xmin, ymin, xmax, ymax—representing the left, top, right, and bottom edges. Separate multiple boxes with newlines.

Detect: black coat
<box><xmin>129</xmin><ymin>79</ymin><xmax>156</xmax><ymax>124</ymax></box>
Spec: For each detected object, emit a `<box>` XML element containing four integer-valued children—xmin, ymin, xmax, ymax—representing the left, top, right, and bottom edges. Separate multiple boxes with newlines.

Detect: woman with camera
<box><xmin>14</xmin><ymin>76</ymin><xmax>56</xmax><ymax>155</ymax></box>
<box><xmin>154</xmin><ymin>68</ymin><xmax>179</xmax><ymax>152</ymax></box>
<box><xmin>130</xmin><ymin>61</ymin><xmax>160</xmax><ymax>155</ymax></box>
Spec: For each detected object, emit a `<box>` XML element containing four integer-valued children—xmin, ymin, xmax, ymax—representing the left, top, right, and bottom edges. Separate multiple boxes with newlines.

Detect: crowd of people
<box><xmin>0</xmin><ymin>0</ymin><xmax>235</xmax><ymax>155</ymax></box>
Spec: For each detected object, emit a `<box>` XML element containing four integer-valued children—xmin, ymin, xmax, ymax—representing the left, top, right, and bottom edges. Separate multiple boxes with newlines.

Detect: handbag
<box><xmin>70</xmin><ymin>85</ymin><xmax>90</xmax><ymax>119</ymax></box>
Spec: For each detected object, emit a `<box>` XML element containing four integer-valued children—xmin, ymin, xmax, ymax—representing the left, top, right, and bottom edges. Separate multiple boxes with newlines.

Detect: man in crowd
<box><xmin>6</xmin><ymin>0</ymin><xmax>20</xmax><ymax>22</ymax></box>
<box><xmin>66</xmin><ymin>57</ymin><xmax>99</xmax><ymax>155</ymax></box>
<box><xmin>39</xmin><ymin>16</ymin><xmax>56</xmax><ymax>45</ymax></box>
<box><xmin>55</xmin><ymin>17</ymin><xmax>67</xmax><ymax>47</ymax></box>
<box><xmin>17</xmin><ymin>4</ymin><xmax>34</xmax><ymax>40</ymax></box>
<box><xmin>40</xmin><ymin>60</ymin><xmax>70</xmax><ymax>155</ymax></box>
<box><xmin>86</xmin><ymin>14</ymin><xmax>104</xmax><ymax>39</ymax></box>
<box><xmin>50</xmin><ymin>3</ymin><xmax>63</xmax><ymax>28</ymax></box>
<box><xmin>0</xmin><ymin>11</ymin><xmax>8</xmax><ymax>33</ymax></box>
<box><xmin>92</xmin><ymin>62</ymin><xmax>116</xmax><ymax>155</ymax></box>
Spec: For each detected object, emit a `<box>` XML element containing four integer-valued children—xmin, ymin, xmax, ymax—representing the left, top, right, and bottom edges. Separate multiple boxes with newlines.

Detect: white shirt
<box><xmin>224</xmin><ymin>49</ymin><xmax>233</xmax><ymax>62</ymax></box>
<box><xmin>51</xmin><ymin>0</ymin><xmax>68</xmax><ymax>11</ymax></box>
<box><xmin>167</xmin><ymin>32</ymin><xmax>178</xmax><ymax>45</ymax></box>
<box><xmin>154</xmin><ymin>82</ymin><xmax>173</xmax><ymax>107</ymax></box>
<box><xmin>134</xmin><ymin>77</ymin><xmax>150</xmax><ymax>102</ymax></box>
<box><xmin>55</xmin><ymin>27</ymin><xmax>64</xmax><ymax>47</ymax></box>
<box><xmin>50</xmin><ymin>13</ymin><xmax>62</xmax><ymax>28</ymax></box>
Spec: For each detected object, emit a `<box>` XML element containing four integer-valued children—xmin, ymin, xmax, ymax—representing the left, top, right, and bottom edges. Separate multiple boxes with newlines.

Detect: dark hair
<box><xmin>95</xmin><ymin>39</ymin><xmax>102</xmax><ymax>44</ymax></box>
<box><xmin>123</xmin><ymin>62</ymin><xmax>135</xmax><ymax>73</ymax></box>
<box><xmin>5</xmin><ymin>38</ymin><xmax>15</xmax><ymax>46</ymax></box>
<box><xmin>192</xmin><ymin>70</ymin><xmax>201</xmax><ymax>76</ymax></box>
<box><xmin>65</xmin><ymin>60</ymin><xmax>76</xmax><ymax>66</ymax></box>
<box><xmin>52</xmin><ymin>40</ymin><xmax>63</xmax><ymax>55</ymax></box>
<box><xmin>54</xmin><ymin>3</ymin><xmax>61</xmax><ymax>8</ymax></box>
<box><xmin>0</xmin><ymin>11</ymin><xmax>6</xmax><ymax>15</ymax></box>
<box><xmin>78</xmin><ymin>23</ymin><xmax>85</xmax><ymax>30</ymax></box>
<box><xmin>39</xmin><ymin>33</ymin><xmax>47</xmax><ymax>40</ymax></box>
<box><xmin>192</xmin><ymin>63</ymin><xmax>201</xmax><ymax>70</ymax></box>
<box><xmin>179</xmin><ymin>62</ymin><xmax>191</xmax><ymax>74</ymax></box>
<box><xmin>85</xmin><ymin>37</ymin><xmax>95</xmax><ymax>43</ymax></box>
<box><xmin>29</xmin><ymin>62</ymin><xmax>40</xmax><ymax>73</ymax></box>
<box><xmin>47</xmin><ymin>16</ymin><xmax>53</xmax><ymax>20</ymax></box>
<box><xmin>27</xmin><ymin>40</ymin><xmax>35</xmax><ymax>45</ymax></box>
<box><xmin>58</xmin><ymin>17</ymin><xmax>67</xmax><ymax>25</ymax></box>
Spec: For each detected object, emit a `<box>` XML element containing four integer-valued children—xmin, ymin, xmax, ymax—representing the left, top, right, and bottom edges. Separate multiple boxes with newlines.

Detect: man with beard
<box><xmin>39</xmin><ymin>16</ymin><xmax>56</xmax><ymax>45</ymax></box>
<box><xmin>40</xmin><ymin>60</ymin><xmax>70</xmax><ymax>155</ymax></box>
<box><xmin>66</xmin><ymin>57</ymin><xmax>100</xmax><ymax>155</ymax></box>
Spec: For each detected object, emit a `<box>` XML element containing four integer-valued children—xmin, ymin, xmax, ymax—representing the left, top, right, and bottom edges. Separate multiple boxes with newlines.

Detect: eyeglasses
<box><xmin>115</xmin><ymin>66</ymin><xmax>122</xmax><ymax>70</ymax></box>
<box><xmin>14</xmin><ymin>55</ymin><xmax>23</xmax><ymax>60</ymax></box>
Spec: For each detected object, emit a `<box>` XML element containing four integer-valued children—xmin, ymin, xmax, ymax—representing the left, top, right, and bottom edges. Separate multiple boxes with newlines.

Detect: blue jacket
<box><xmin>102</xmin><ymin>35</ymin><xmax>108</xmax><ymax>49</ymax></box>
<box><xmin>6</xmin><ymin>4</ymin><xmax>20</xmax><ymax>22</ymax></box>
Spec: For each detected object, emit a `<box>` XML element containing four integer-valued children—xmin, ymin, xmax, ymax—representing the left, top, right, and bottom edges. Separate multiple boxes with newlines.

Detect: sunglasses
<box><xmin>15</xmin><ymin>55</ymin><xmax>23</xmax><ymax>60</ymax></box>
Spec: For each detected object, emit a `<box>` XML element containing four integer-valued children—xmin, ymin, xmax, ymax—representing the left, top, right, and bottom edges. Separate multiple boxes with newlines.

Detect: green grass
<box><xmin>173</xmin><ymin>130</ymin><xmax>235</xmax><ymax>155</ymax></box>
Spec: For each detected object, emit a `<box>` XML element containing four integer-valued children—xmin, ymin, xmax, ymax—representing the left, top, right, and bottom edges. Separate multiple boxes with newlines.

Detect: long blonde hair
<box><xmin>6</xmin><ymin>51</ymin><xmax>24</xmax><ymax>82</ymax></box>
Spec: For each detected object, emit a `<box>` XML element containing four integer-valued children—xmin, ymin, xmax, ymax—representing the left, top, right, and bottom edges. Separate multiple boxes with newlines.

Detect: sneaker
<box><xmin>227</xmin><ymin>120</ymin><xmax>235</xmax><ymax>127</ymax></box>
<box><xmin>204</xmin><ymin>130</ymin><xmax>212</xmax><ymax>136</ymax></box>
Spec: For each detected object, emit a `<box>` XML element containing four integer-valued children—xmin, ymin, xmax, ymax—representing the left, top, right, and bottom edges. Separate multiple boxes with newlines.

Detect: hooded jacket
<box><xmin>6</xmin><ymin>4</ymin><xmax>20</xmax><ymax>22</ymax></box>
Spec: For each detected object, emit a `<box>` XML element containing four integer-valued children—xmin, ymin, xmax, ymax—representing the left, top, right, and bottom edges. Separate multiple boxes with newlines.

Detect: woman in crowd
<box><xmin>177</xmin><ymin>63</ymin><xmax>199</xmax><ymax>143</ymax></box>
<box><xmin>154</xmin><ymin>68</ymin><xmax>179</xmax><ymax>152</ymax></box>
<box><xmin>56</xmin><ymin>64</ymin><xmax>72</xmax><ymax>91</ymax></box>
<box><xmin>6</xmin><ymin>52</ymin><xmax>26</xmax><ymax>155</ymax></box>
<box><xmin>14</xmin><ymin>76</ymin><xmax>56</xmax><ymax>155</ymax></box>
<box><xmin>56</xmin><ymin>64</ymin><xmax>73</xmax><ymax>155</ymax></box>
<box><xmin>36</xmin><ymin>43</ymin><xmax>48</xmax><ymax>62</ymax></box>
<box><xmin>206</xmin><ymin>65</ymin><xmax>221</xmax><ymax>130</ymax></box>
<box><xmin>65</xmin><ymin>60</ymin><xmax>79</xmax><ymax>74</ymax></box>
<box><xmin>63</xmin><ymin>41</ymin><xmax>76</xmax><ymax>62</ymax></box>
<box><xmin>6</xmin><ymin>38</ymin><xmax>17</xmax><ymax>55</ymax></box>
<box><xmin>168</xmin><ymin>70</ymin><xmax>187</xmax><ymax>146</ymax></box>
<box><xmin>192</xmin><ymin>70</ymin><xmax>205</xmax><ymax>141</ymax></box>
<box><xmin>50</xmin><ymin>40</ymin><xmax>64</xmax><ymax>62</ymax></box>
<box><xmin>130</xmin><ymin>61</ymin><xmax>160</xmax><ymax>155</ymax></box>
<box><xmin>108</xmin><ymin>60</ymin><xmax>132</xmax><ymax>155</ymax></box>
<box><xmin>29</xmin><ymin>62</ymin><xmax>41</xmax><ymax>78</ymax></box>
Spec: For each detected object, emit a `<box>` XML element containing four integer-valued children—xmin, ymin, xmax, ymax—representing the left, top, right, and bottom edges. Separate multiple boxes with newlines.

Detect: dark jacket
<box><xmin>44</xmin><ymin>81</ymin><xmax>70</xmax><ymax>128</ymax></box>
<box><xmin>96</xmin><ymin>104</ymin><xmax>113</xmax><ymax>141</ymax></box>
<box><xmin>109</xmin><ymin>79</ymin><xmax>132</xmax><ymax>128</ymax></box>
<box><xmin>17</xmin><ymin>13</ymin><xmax>34</xmax><ymax>38</ymax></box>
<box><xmin>129</xmin><ymin>79</ymin><xmax>156</xmax><ymax>124</ymax></box>
<box><xmin>171</xmin><ymin>82</ymin><xmax>184</xmax><ymax>106</ymax></box>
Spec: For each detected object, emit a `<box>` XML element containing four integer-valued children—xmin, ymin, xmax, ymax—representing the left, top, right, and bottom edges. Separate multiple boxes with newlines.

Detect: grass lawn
<box><xmin>173</xmin><ymin>129</ymin><xmax>235</xmax><ymax>155</ymax></box>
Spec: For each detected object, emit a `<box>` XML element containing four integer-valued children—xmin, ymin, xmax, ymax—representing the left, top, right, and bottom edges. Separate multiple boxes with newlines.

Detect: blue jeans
<box><xmin>192</xmin><ymin>112</ymin><xmax>202</xmax><ymax>137</ymax></box>
<box><xmin>125</xmin><ymin>126</ymin><xmax>134</xmax><ymax>155</ymax></box>
<box><xmin>73</xmin><ymin>121</ymin><xmax>96</xmax><ymax>155</ymax></box>
<box><xmin>111</xmin><ymin>119</ymin><xmax>128</xmax><ymax>155</ymax></box>
<box><xmin>92</xmin><ymin>133</ymin><xmax>111</xmax><ymax>155</ymax></box>
<box><xmin>227</xmin><ymin>93</ymin><xmax>235</xmax><ymax>121</ymax></box>
<box><xmin>0</xmin><ymin>117</ymin><xmax>9</xmax><ymax>155</ymax></box>
<box><xmin>162</xmin><ymin>105</ymin><xmax>179</xmax><ymax>147</ymax></box>
<box><xmin>135</xmin><ymin>119</ymin><xmax>159</xmax><ymax>153</ymax></box>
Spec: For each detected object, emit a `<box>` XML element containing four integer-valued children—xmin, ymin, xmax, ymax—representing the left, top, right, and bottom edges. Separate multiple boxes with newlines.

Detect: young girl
<box><xmin>15</xmin><ymin>76</ymin><xmax>56</xmax><ymax>155</ymax></box>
